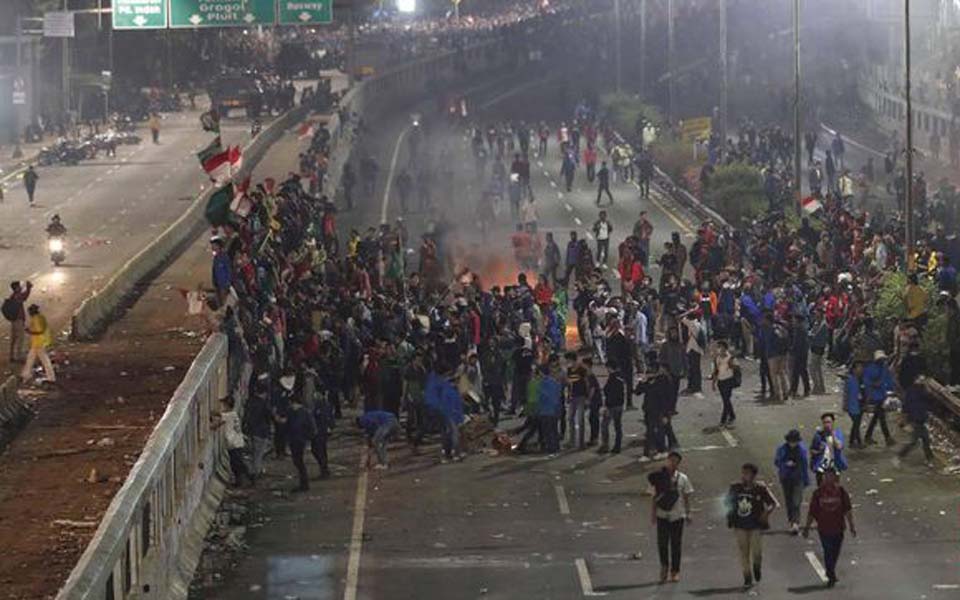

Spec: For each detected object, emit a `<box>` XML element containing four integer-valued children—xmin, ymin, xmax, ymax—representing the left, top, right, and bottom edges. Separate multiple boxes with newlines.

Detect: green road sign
<box><xmin>169</xmin><ymin>0</ymin><xmax>276</xmax><ymax>28</ymax></box>
<box><xmin>277</xmin><ymin>1</ymin><xmax>333</xmax><ymax>25</ymax></box>
<box><xmin>113</xmin><ymin>0</ymin><xmax>167</xmax><ymax>29</ymax></box>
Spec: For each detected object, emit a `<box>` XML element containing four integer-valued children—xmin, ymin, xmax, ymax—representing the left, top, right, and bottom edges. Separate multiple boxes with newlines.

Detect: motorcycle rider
<box><xmin>46</xmin><ymin>214</ymin><xmax>67</xmax><ymax>238</ymax></box>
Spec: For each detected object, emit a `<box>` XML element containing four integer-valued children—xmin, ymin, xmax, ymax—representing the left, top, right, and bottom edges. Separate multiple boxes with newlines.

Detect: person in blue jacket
<box><xmin>357</xmin><ymin>410</ymin><xmax>399</xmax><ymax>470</ymax></box>
<box><xmin>774</xmin><ymin>429</ymin><xmax>810</xmax><ymax>533</ymax></box>
<box><xmin>810</xmin><ymin>412</ymin><xmax>847</xmax><ymax>486</ymax></box>
<box><xmin>843</xmin><ymin>362</ymin><xmax>864</xmax><ymax>448</ymax></box>
<box><xmin>862</xmin><ymin>350</ymin><xmax>895</xmax><ymax>446</ymax></box>
<box><xmin>537</xmin><ymin>364</ymin><xmax>563</xmax><ymax>453</ymax></box>
<box><xmin>425</xmin><ymin>369</ymin><xmax>465</xmax><ymax>462</ymax></box>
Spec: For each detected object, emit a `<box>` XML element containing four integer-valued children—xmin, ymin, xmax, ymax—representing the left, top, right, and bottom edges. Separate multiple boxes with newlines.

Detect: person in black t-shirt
<box><xmin>725</xmin><ymin>463</ymin><xmax>779</xmax><ymax>589</ymax></box>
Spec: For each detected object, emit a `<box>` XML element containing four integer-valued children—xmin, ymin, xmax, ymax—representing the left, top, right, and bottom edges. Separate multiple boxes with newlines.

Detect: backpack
<box><xmin>1</xmin><ymin>297</ymin><xmax>19</xmax><ymax>322</ymax></box>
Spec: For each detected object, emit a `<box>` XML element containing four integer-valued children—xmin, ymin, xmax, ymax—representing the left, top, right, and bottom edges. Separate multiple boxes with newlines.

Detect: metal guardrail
<box><xmin>56</xmin><ymin>334</ymin><xmax>228</xmax><ymax>600</ymax></box>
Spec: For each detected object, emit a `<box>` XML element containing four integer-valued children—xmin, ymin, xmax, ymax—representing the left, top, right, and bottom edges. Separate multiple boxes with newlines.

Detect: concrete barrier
<box><xmin>0</xmin><ymin>375</ymin><xmax>28</xmax><ymax>452</ymax></box>
<box><xmin>56</xmin><ymin>334</ymin><xmax>229</xmax><ymax>600</ymax></box>
<box><xmin>69</xmin><ymin>105</ymin><xmax>309</xmax><ymax>341</ymax></box>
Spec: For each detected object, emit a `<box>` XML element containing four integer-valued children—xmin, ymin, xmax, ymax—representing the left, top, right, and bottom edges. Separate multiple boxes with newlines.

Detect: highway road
<box><xmin>195</xmin><ymin>74</ymin><xmax>960</xmax><ymax>600</ymax></box>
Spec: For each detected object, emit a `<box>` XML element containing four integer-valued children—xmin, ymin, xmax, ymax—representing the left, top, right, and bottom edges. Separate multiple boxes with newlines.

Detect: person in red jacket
<box><xmin>534</xmin><ymin>274</ymin><xmax>554</xmax><ymax>310</ymax></box>
<box><xmin>583</xmin><ymin>143</ymin><xmax>598</xmax><ymax>183</ymax></box>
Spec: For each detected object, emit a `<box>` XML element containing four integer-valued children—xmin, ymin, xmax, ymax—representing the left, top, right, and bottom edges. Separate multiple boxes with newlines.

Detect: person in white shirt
<box><xmin>649</xmin><ymin>451</ymin><xmax>694</xmax><ymax>583</ymax></box>
<box><xmin>593</xmin><ymin>210</ymin><xmax>613</xmax><ymax>264</ymax></box>
<box><xmin>212</xmin><ymin>395</ymin><xmax>254</xmax><ymax>487</ymax></box>
<box><xmin>712</xmin><ymin>340</ymin><xmax>739</xmax><ymax>427</ymax></box>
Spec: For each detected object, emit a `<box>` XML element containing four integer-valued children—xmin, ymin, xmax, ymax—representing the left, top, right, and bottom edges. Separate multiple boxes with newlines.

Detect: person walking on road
<box><xmin>649</xmin><ymin>451</ymin><xmax>693</xmax><ymax>584</ymax></box>
<box><xmin>592</xmin><ymin>210</ymin><xmax>612</xmax><ymax>264</ymax></box>
<box><xmin>843</xmin><ymin>362</ymin><xmax>864</xmax><ymax>447</ymax></box>
<box><xmin>711</xmin><ymin>340</ymin><xmax>738</xmax><ymax>427</ymax></box>
<box><xmin>4</xmin><ymin>280</ymin><xmax>32</xmax><ymax>362</ymax></box>
<box><xmin>596</xmin><ymin>161</ymin><xmax>614</xmax><ymax>206</ymax></box>
<box><xmin>597</xmin><ymin>367</ymin><xmax>625</xmax><ymax>453</ymax></box>
<box><xmin>774</xmin><ymin>429</ymin><xmax>810</xmax><ymax>534</ymax></box>
<box><xmin>23</xmin><ymin>166</ymin><xmax>38</xmax><ymax>206</ymax></box>
<box><xmin>803</xmin><ymin>468</ymin><xmax>856</xmax><ymax>588</ymax></box>
<box><xmin>726</xmin><ymin>463</ymin><xmax>779</xmax><ymax>590</ymax></box>
<box><xmin>863</xmin><ymin>350</ymin><xmax>895</xmax><ymax>446</ymax></box>
<box><xmin>810</xmin><ymin>412</ymin><xmax>847</xmax><ymax>485</ymax></box>
<box><xmin>20</xmin><ymin>304</ymin><xmax>56</xmax><ymax>384</ymax></box>
<box><xmin>895</xmin><ymin>375</ymin><xmax>936</xmax><ymax>466</ymax></box>
<box><xmin>148</xmin><ymin>113</ymin><xmax>161</xmax><ymax>144</ymax></box>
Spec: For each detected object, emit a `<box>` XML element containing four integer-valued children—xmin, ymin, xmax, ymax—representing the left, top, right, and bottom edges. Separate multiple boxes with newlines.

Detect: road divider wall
<box><xmin>69</xmin><ymin>105</ymin><xmax>309</xmax><ymax>341</ymax></box>
<box><xmin>0</xmin><ymin>376</ymin><xmax>27</xmax><ymax>452</ymax></box>
<box><xmin>56</xmin><ymin>40</ymin><xmax>515</xmax><ymax>600</ymax></box>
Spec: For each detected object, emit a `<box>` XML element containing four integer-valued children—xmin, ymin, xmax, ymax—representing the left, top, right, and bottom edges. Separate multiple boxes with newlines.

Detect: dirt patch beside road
<box><xmin>0</xmin><ymin>246</ymin><xmax>211</xmax><ymax>599</ymax></box>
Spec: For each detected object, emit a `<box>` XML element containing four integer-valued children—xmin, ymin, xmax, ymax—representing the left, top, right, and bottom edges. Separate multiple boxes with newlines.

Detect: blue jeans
<box><xmin>373</xmin><ymin>421</ymin><xmax>398</xmax><ymax>465</ymax></box>
<box><xmin>442</xmin><ymin>417</ymin><xmax>460</xmax><ymax>458</ymax></box>
<box><xmin>568</xmin><ymin>396</ymin><xmax>587</xmax><ymax>448</ymax></box>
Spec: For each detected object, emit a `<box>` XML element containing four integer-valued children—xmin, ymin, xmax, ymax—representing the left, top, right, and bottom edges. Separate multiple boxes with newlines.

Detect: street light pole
<box><xmin>667</xmin><ymin>0</ymin><xmax>675</xmax><ymax>123</ymax></box>
<box><xmin>719</xmin><ymin>0</ymin><xmax>727</xmax><ymax>162</ymax></box>
<box><xmin>12</xmin><ymin>14</ymin><xmax>24</xmax><ymax>159</ymax></box>
<box><xmin>793</xmin><ymin>0</ymin><xmax>802</xmax><ymax>216</ymax></box>
<box><xmin>904</xmin><ymin>0</ymin><xmax>914</xmax><ymax>266</ymax></box>
<box><xmin>639</xmin><ymin>0</ymin><xmax>646</xmax><ymax>98</ymax></box>
<box><xmin>614</xmin><ymin>0</ymin><xmax>622</xmax><ymax>93</ymax></box>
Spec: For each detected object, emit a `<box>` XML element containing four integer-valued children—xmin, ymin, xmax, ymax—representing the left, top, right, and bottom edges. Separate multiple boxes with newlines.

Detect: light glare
<box><xmin>397</xmin><ymin>0</ymin><xmax>416</xmax><ymax>13</ymax></box>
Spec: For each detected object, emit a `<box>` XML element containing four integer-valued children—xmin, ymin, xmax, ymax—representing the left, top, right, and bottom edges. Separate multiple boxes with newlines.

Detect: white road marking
<box><xmin>344</xmin><ymin>452</ymin><xmax>370</xmax><ymax>600</ymax></box>
<box><xmin>554</xmin><ymin>484</ymin><xmax>571</xmax><ymax>516</ymax></box>
<box><xmin>574</xmin><ymin>217</ymin><xmax>582</xmax><ymax>225</ymax></box>
<box><xmin>381</xmin><ymin>126</ymin><xmax>410</xmax><ymax>224</ymax></box>
<box><xmin>933</xmin><ymin>584</ymin><xmax>960</xmax><ymax>590</ymax></box>
<box><xmin>565</xmin><ymin>203</ymin><xmax>573</xmax><ymax>212</ymax></box>
<box><xmin>721</xmin><ymin>429</ymin><xmax>739</xmax><ymax>448</ymax></box>
<box><xmin>804</xmin><ymin>551</ymin><xmax>828</xmax><ymax>583</ymax></box>
<box><xmin>543</xmin><ymin>170</ymin><xmax>550</xmax><ymax>177</ymax></box>
<box><xmin>557</xmin><ymin>192</ymin><xmax>564</xmax><ymax>199</ymax></box>
<box><xmin>574</xmin><ymin>558</ymin><xmax>607</xmax><ymax>596</ymax></box>
<box><xmin>537</xmin><ymin>161</ymin><xmax>544</xmax><ymax>167</ymax></box>
<box><xmin>550</xmin><ymin>181</ymin><xmax>557</xmax><ymax>188</ymax></box>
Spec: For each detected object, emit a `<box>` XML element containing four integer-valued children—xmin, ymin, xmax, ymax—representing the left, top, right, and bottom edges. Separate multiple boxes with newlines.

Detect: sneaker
<box><xmin>743</xmin><ymin>576</ymin><xmax>753</xmax><ymax>589</ymax></box>
<box><xmin>669</xmin><ymin>572</ymin><xmax>680</xmax><ymax>583</ymax></box>
<box><xmin>659</xmin><ymin>567</ymin><xmax>669</xmax><ymax>584</ymax></box>
<box><xmin>638</xmin><ymin>455</ymin><xmax>653</xmax><ymax>463</ymax></box>
<box><xmin>596</xmin><ymin>445</ymin><xmax>609</xmax><ymax>454</ymax></box>
<box><xmin>374</xmin><ymin>463</ymin><xmax>389</xmax><ymax>470</ymax></box>
<box><xmin>654</xmin><ymin>452</ymin><xmax>668</xmax><ymax>460</ymax></box>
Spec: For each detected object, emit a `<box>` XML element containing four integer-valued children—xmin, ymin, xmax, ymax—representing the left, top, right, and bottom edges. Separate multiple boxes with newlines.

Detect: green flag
<box><xmin>197</xmin><ymin>136</ymin><xmax>223</xmax><ymax>166</ymax></box>
<box><xmin>205</xmin><ymin>183</ymin><xmax>234</xmax><ymax>226</ymax></box>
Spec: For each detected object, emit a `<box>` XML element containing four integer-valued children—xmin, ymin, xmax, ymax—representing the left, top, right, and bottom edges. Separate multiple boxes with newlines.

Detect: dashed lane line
<box><xmin>804</xmin><ymin>551</ymin><xmax>828</xmax><ymax>583</ymax></box>
<box><xmin>721</xmin><ymin>429</ymin><xmax>739</xmax><ymax>448</ymax></box>
<box><xmin>554</xmin><ymin>484</ymin><xmax>571</xmax><ymax>516</ymax></box>
<box><xmin>574</xmin><ymin>558</ymin><xmax>607</xmax><ymax>597</ymax></box>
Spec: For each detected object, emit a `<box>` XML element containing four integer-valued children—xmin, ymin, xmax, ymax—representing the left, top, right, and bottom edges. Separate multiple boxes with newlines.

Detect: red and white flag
<box><xmin>201</xmin><ymin>148</ymin><xmax>232</xmax><ymax>182</ymax></box>
<box><xmin>801</xmin><ymin>196</ymin><xmax>822</xmax><ymax>214</ymax></box>
<box><xmin>228</xmin><ymin>145</ymin><xmax>243</xmax><ymax>177</ymax></box>
<box><xmin>298</xmin><ymin>121</ymin><xmax>316</xmax><ymax>141</ymax></box>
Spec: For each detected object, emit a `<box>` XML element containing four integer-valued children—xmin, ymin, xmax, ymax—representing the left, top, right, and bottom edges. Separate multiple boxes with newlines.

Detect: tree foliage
<box><xmin>702</xmin><ymin>163</ymin><xmax>766</xmax><ymax>226</ymax></box>
<box><xmin>599</xmin><ymin>92</ymin><xmax>662</xmax><ymax>138</ymax></box>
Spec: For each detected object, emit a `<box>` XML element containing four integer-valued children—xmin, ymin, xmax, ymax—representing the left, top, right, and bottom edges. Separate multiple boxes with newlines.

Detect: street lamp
<box><xmin>397</xmin><ymin>0</ymin><xmax>416</xmax><ymax>13</ymax></box>
<box><xmin>904</xmin><ymin>0</ymin><xmax>915</xmax><ymax>267</ymax></box>
<box><xmin>793</xmin><ymin>0</ymin><xmax>802</xmax><ymax>216</ymax></box>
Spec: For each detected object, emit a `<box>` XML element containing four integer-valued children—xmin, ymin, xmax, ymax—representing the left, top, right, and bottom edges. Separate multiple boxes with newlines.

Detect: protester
<box><xmin>774</xmin><ymin>429</ymin><xmax>810</xmax><ymax>534</ymax></box>
<box><xmin>20</xmin><ymin>304</ymin><xmax>55</xmax><ymax>384</ymax></box>
<box><xmin>726</xmin><ymin>463</ymin><xmax>779</xmax><ymax>590</ymax></box>
<box><xmin>3</xmin><ymin>281</ymin><xmax>32</xmax><ymax>362</ymax></box>
<box><xmin>358</xmin><ymin>410</ymin><xmax>400</xmax><ymax>470</ymax></box>
<box><xmin>649</xmin><ymin>451</ymin><xmax>693</xmax><ymax>584</ymax></box>
<box><xmin>803</xmin><ymin>469</ymin><xmax>856</xmax><ymax>588</ymax></box>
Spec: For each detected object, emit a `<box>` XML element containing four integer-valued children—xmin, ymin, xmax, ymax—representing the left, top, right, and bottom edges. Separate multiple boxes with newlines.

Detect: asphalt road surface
<box><xmin>197</xmin><ymin>79</ymin><xmax>960</xmax><ymax>600</ymax></box>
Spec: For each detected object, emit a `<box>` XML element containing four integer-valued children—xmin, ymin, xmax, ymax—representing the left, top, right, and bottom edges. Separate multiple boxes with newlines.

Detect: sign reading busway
<box><xmin>169</xmin><ymin>0</ymin><xmax>276</xmax><ymax>28</ymax></box>
<box><xmin>277</xmin><ymin>1</ymin><xmax>333</xmax><ymax>25</ymax></box>
<box><xmin>113</xmin><ymin>0</ymin><xmax>167</xmax><ymax>30</ymax></box>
